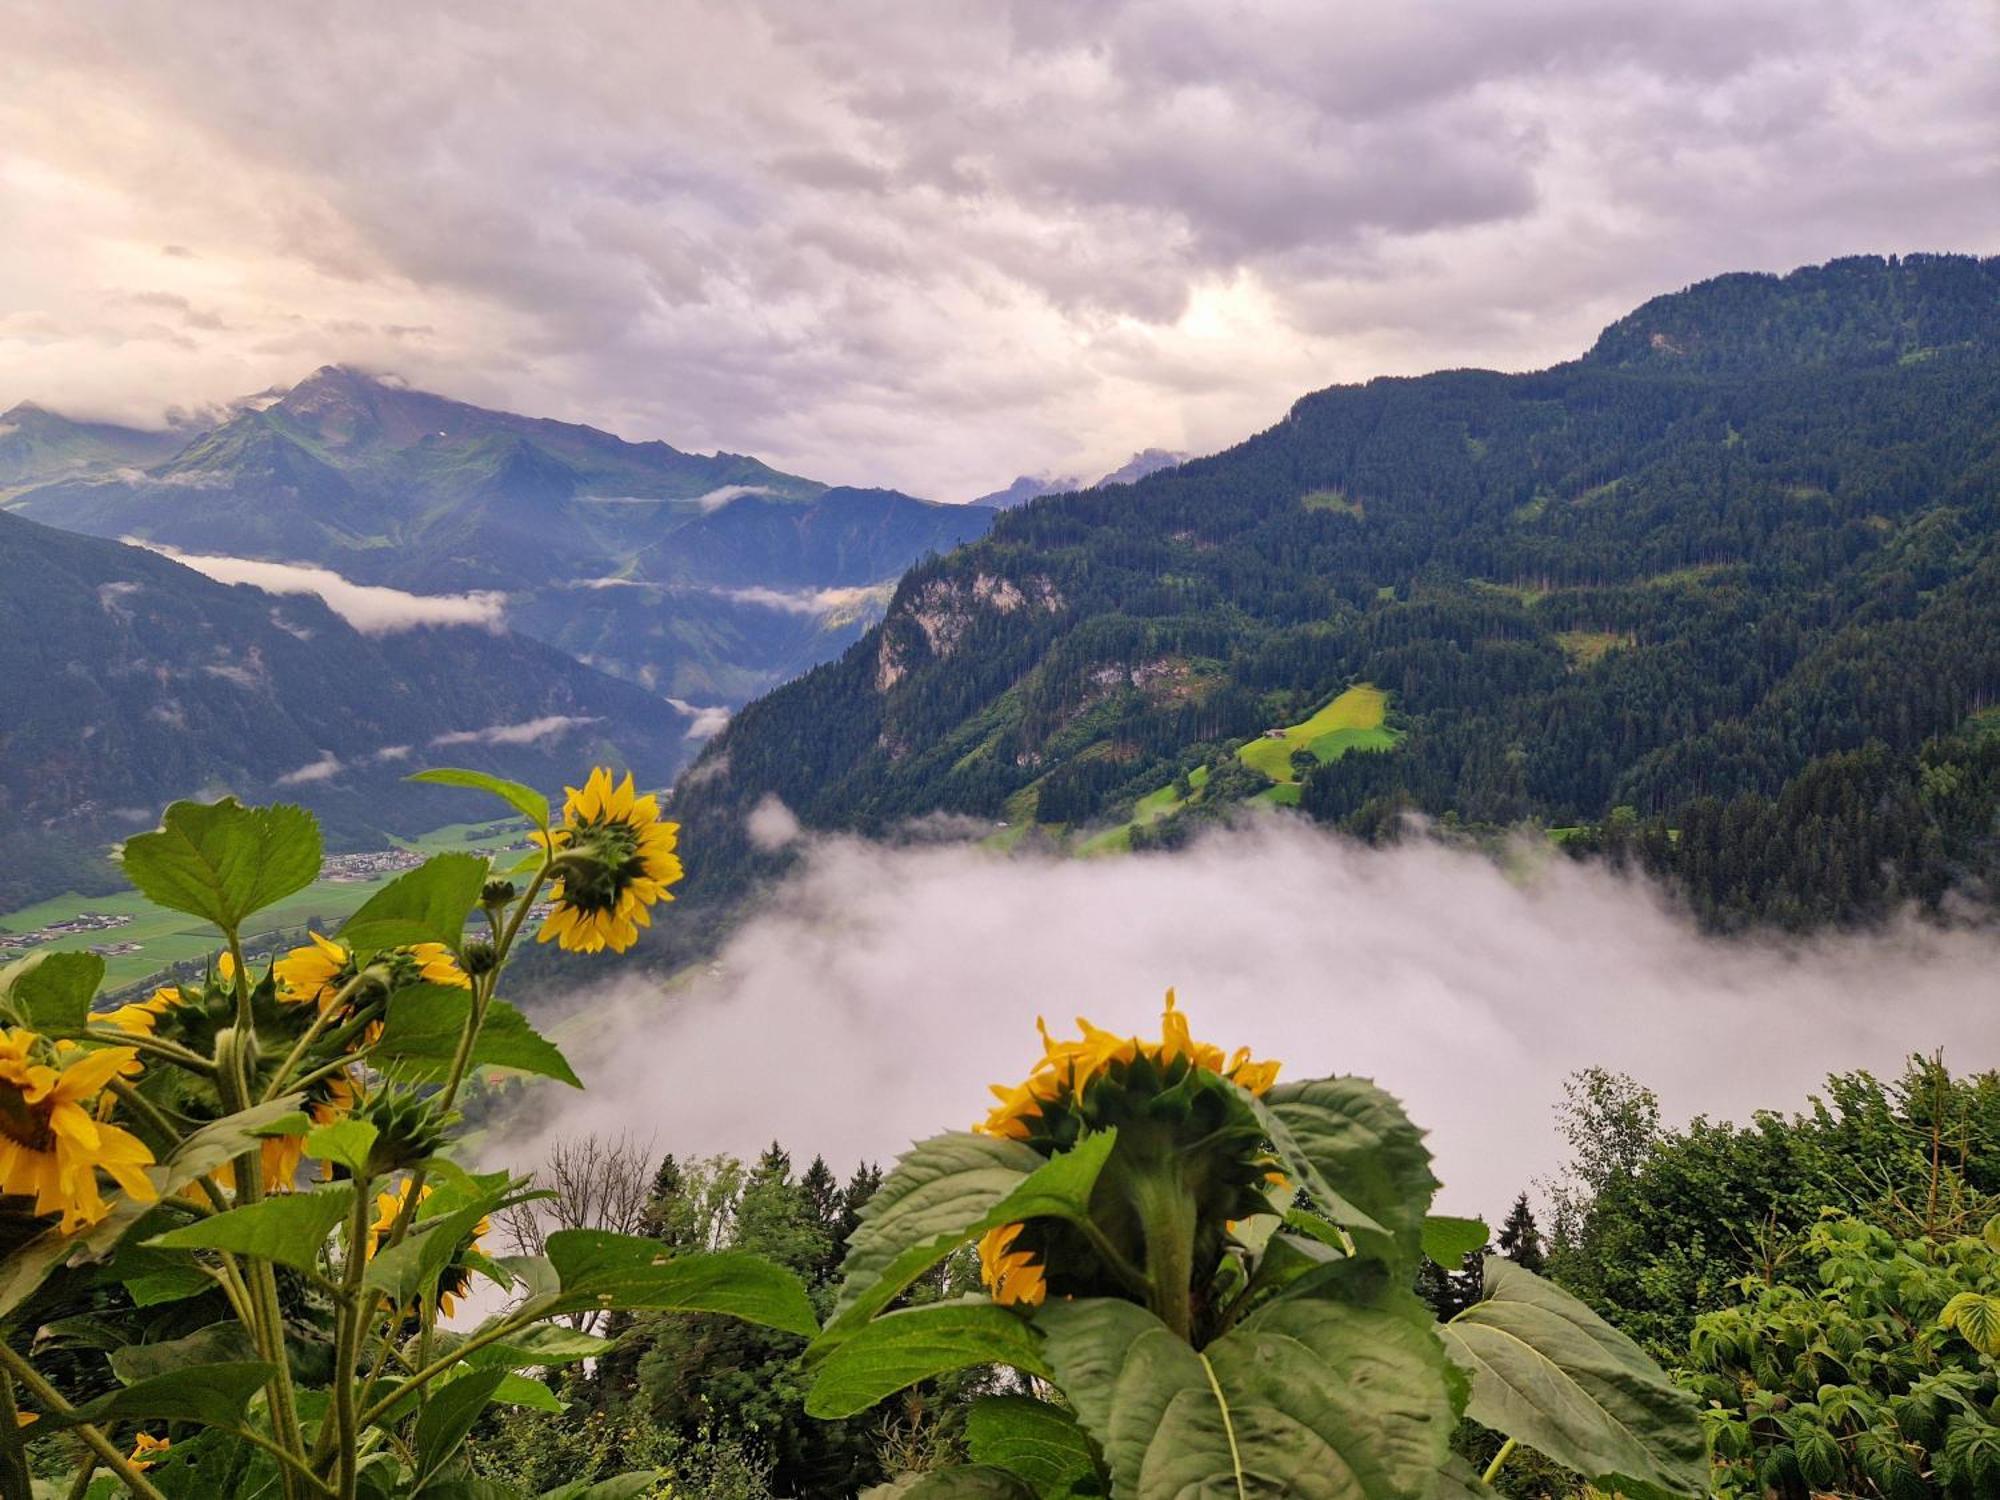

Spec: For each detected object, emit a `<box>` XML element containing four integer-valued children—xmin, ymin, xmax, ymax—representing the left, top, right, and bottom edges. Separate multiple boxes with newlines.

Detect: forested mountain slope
<box><xmin>671</xmin><ymin>254</ymin><xmax>2000</xmax><ymax>930</ymax></box>
<box><xmin>0</xmin><ymin>509</ymin><xmax>690</xmax><ymax>908</ymax></box>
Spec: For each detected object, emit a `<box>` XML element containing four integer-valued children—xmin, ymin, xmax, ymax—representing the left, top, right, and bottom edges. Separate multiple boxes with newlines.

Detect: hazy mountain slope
<box><xmin>11</xmin><ymin>370</ymin><xmax>994</xmax><ymax>704</ymax></box>
<box><xmin>669</xmin><ymin>253</ymin><xmax>2000</xmax><ymax>929</ymax></box>
<box><xmin>0</xmin><ymin>509</ymin><xmax>692</xmax><ymax>908</ymax></box>
<box><xmin>0</xmin><ymin>403</ymin><xmax>189</xmax><ymax>500</ymax></box>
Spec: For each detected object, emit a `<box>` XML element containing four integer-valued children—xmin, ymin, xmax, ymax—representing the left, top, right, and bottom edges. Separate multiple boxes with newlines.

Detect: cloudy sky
<box><xmin>5</xmin><ymin>1</ymin><xmax>1998</xmax><ymax>499</ymax></box>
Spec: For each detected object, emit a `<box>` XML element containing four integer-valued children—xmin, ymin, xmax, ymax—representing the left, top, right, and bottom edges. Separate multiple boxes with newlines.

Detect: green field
<box><xmin>0</xmin><ymin>817</ymin><xmax>530</xmax><ymax>992</ymax></box>
<box><xmin>1077</xmin><ymin>766</ymin><xmax>1210</xmax><ymax>856</ymax></box>
<box><xmin>1238</xmin><ymin>684</ymin><xmax>1400</xmax><ymax>784</ymax></box>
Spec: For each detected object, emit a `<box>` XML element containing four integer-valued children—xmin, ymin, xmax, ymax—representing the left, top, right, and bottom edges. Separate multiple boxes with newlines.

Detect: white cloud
<box><xmin>2</xmin><ymin>3</ymin><xmax>1995</xmax><ymax>499</ymax></box>
<box><xmin>712</xmin><ymin>583</ymin><xmax>888</xmax><ymax>616</ymax></box>
<box><xmin>495</xmin><ymin>821</ymin><xmax>2000</xmax><ymax>1223</ymax></box>
<box><xmin>429</xmin><ymin>714</ymin><xmax>596</xmax><ymax>748</ymax></box>
<box><xmin>142</xmin><ymin>546</ymin><xmax>508</xmax><ymax>634</ymax></box>
<box><xmin>276</xmin><ymin>751</ymin><xmax>343</xmax><ymax>785</ymax></box>
<box><xmin>693</xmin><ymin>484</ymin><xmax>775</xmax><ymax>512</ymax></box>
<box><xmin>666</xmin><ymin>698</ymin><xmax>731</xmax><ymax>740</ymax></box>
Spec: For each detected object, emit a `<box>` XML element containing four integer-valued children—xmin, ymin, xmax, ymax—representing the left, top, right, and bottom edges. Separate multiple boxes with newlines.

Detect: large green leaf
<box><xmin>109</xmin><ymin>1322</ymin><xmax>260</xmax><ymax>1385</ymax></box>
<box><xmin>408</xmin><ymin>768</ymin><xmax>550</xmax><ymax>830</ymax></box>
<box><xmin>337</xmin><ymin>852</ymin><xmax>490</xmax><ymax>954</ymax></box>
<box><xmin>376</xmin><ymin>988</ymin><xmax>581</xmax><ymax>1088</ymax></box>
<box><xmin>120</xmin><ymin>798</ymin><xmax>321</xmax><ymax>931</ymax></box>
<box><xmin>1429</xmin><ymin>1456</ymin><xmax>1498</xmax><ymax>1499</ymax></box>
<box><xmin>1257</xmin><ymin>1077</ymin><xmax>1438</xmax><ymax>1262</ymax></box>
<box><xmin>49</xmin><ymin>1361</ymin><xmax>278</xmax><ymax>1429</ymax></box>
<box><xmin>1036</xmin><ymin>1293</ymin><xmax>1452</xmax><ymax>1500</ymax></box>
<box><xmin>1439</xmin><ymin>1260</ymin><xmax>1705</xmax><ymax>1497</ymax></box>
<box><xmin>412</xmin><ymin>1367</ymin><xmax>508</xmax><ymax>1492</ymax></box>
<box><xmin>461</xmin><ymin>1322</ymin><xmax>613</xmax><ymax>1371</ymax></box>
<box><xmin>807</xmin><ymin>1300</ymin><xmax>1050</xmax><ymax>1418</ymax></box>
<box><xmin>0</xmin><ymin>1194</ymin><xmax>163</xmax><ymax>1323</ymax></box>
<box><xmin>366</xmin><ymin>1200</ymin><xmax>499</xmax><ymax>1306</ymax></box>
<box><xmin>862</xmin><ymin>1469</ymin><xmax>1039</xmax><ymax>1500</ymax></box>
<box><xmin>147</xmin><ymin>1184</ymin><xmax>354</xmax><ymax>1272</ymax></box>
<box><xmin>537</xmin><ymin>1478</ymin><xmax>668</xmax><ymax>1500</ymax></box>
<box><xmin>543</xmin><ymin>1233</ymin><xmax>819</xmax><ymax>1336</ymax></box>
<box><xmin>5</xmin><ymin>951</ymin><xmax>104</xmax><ymax>1032</ymax></box>
<box><xmin>827</xmin><ymin>1130</ymin><xmax>1117</xmax><ymax>1336</ymax></box>
<box><xmin>965</xmin><ymin>1394</ymin><xmax>1103</xmax><ymax>1499</ymax></box>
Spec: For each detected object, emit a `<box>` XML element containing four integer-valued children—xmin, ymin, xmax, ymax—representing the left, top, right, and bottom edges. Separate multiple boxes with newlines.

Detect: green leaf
<box><xmin>164</xmin><ymin>1097</ymin><xmax>309</xmax><ymax>1190</ymax></box>
<box><xmin>1941</xmin><ymin>1291</ymin><xmax>2000</xmax><ymax>1355</ymax></box>
<box><xmin>5</xmin><ymin>951</ymin><xmax>104</xmax><ymax>1032</ymax></box>
<box><xmin>537</xmin><ymin>1477</ymin><xmax>670</xmax><ymax>1500</ymax></box>
<box><xmin>862</xmin><ymin>1469</ymin><xmax>1039</xmax><ymax>1500</ymax></box>
<box><xmin>965</xmin><ymin>1394</ymin><xmax>1103</xmax><ymax>1499</ymax></box>
<box><xmin>306</xmin><ymin>1119</ymin><xmax>380</xmax><ymax>1178</ymax></box>
<box><xmin>1431</xmin><ymin>1455</ymin><xmax>1499</xmax><ymax>1499</ymax></box>
<box><xmin>109</xmin><ymin>1321</ymin><xmax>260</xmax><ymax>1385</ymax></box>
<box><xmin>491</xmin><ymin>1372</ymin><xmax>564</xmax><ymax>1413</ymax></box>
<box><xmin>1256</xmin><ymin>1077</ymin><xmax>1438</xmax><ymax>1261</ymax></box>
<box><xmin>1036</xmin><ymin>1293</ymin><xmax>1453</xmax><ymax>1500</ymax></box>
<box><xmin>148</xmin><ymin>1184</ymin><xmax>354</xmax><ymax>1273</ymax></box>
<box><xmin>807</xmin><ymin>1300</ymin><xmax>1050</xmax><ymax>1418</ymax></box>
<box><xmin>338</xmin><ymin>852</ymin><xmax>490</xmax><ymax>954</ymax></box>
<box><xmin>827</xmin><ymin>1130</ymin><xmax>1118</xmax><ymax>1336</ymax></box>
<box><xmin>409</xmin><ymin>768</ymin><xmax>550</xmax><ymax>831</ymax></box>
<box><xmin>1439</xmin><ymin>1259</ymin><xmax>1705</xmax><ymax>1497</ymax></box>
<box><xmin>411</xmin><ymin>1366</ymin><xmax>508</xmax><ymax>1492</ymax></box>
<box><xmin>1422</xmin><ymin>1216</ymin><xmax>1490</xmax><ymax>1272</ymax></box>
<box><xmin>461</xmin><ymin>1322</ymin><xmax>614</xmax><ymax>1371</ymax></box>
<box><xmin>376</xmin><ymin>988</ymin><xmax>581</xmax><ymax>1088</ymax></box>
<box><xmin>120</xmin><ymin>798</ymin><xmax>322</xmax><ymax>931</ymax></box>
<box><xmin>0</xmin><ymin>1195</ymin><xmax>162</xmax><ymax>1322</ymax></box>
<box><xmin>543</xmin><ymin>1233</ymin><xmax>819</xmax><ymax>1336</ymax></box>
<box><xmin>49</xmin><ymin>1361</ymin><xmax>278</xmax><ymax>1430</ymax></box>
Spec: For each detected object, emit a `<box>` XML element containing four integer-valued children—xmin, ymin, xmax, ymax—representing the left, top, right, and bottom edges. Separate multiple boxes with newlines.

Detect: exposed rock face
<box><xmin>873</xmin><ymin>572</ymin><xmax>1063</xmax><ymax>693</ymax></box>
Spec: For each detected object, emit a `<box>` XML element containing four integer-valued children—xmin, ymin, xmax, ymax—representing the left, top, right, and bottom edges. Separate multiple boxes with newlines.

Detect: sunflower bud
<box><xmin>460</xmin><ymin>940</ymin><xmax>498</xmax><ymax>976</ymax></box>
<box><xmin>358</xmin><ymin>1092</ymin><xmax>448</xmax><ymax>1177</ymax></box>
<box><xmin>481</xmin><ymin>879</ymin><xmax>518</xmax><ymax>908</ymax></box>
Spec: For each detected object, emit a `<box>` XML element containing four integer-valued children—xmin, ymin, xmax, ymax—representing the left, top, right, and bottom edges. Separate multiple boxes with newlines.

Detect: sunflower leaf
<box><xmin>1036</xmin><ymin>1292</ymin><xmax>1454</xmax><ymax>1500</ymax></box>
<box><xmin>120</xmin><ymin>798</ymin><xmax>322</xmax><ymax>932</ymax></box>
<box><xmin>965</xmin><ymin>1394</ymin><xmax>1103</xmax><ymax>1499</ymax></box>
<box><xmin>543</xmin><ymin>1234</ymin><xmax>819</xmax><ymax>1336</ymax></box>
<box><xmin>409</xmin><ymin>768</ymin><xmax>551</xmax><ymax>831</ymax></box>
<box><xmin>109</xmin><ymin>1321</ymin><xmax>261</xmax><ymax>1385</ymax></box>
<box><xmin>364</xmin><ymin>1201</ymin><xmax>497</xmax><ymax>1307</ymax></box>
<box><xmin>46</xmin><ymin>1361</ymin><xmax>279</xmax><ymax>1430</ymax></box>
<box><xmin>376</xmin><ymin>988</ymin><xmax>581</xmax><ymax>1088</ymax></box>
<box><xmin>306</xmin><ymin>1119</ymin><xmax>379</xmax><ymax>1177</ymax></box>
<box><xmin>337</xmin><ymin>851</ymin><xmax>490</xmax><ymax>954</ymax></box>
<box><xmin>164</xmin><ymin>1097</ymin><xmax>309</xmax><ymax>1189</ymax></box>
<box><xmin>1248</xmin><ymin>1076</ymin><xmax>1440</xmax><ymax>1262</ymax></box>
<box><xmin>4</xmin><ymin>951</ymin><xmax>103</xmax><ymax>1033</ymax></box>
<box><xmin>861</xmin><ymin>1469</ymin><xmax>1039</xmax><ymax>1500</ymax></box>
<box><xmin>1422</xmin><ymin>1216</ymin><xmax>1491</xmax><ymax>1272</ymax></box>
<box><xmin>1439</xmin><ymin>1259</ymin><xmax>1705</xmax><ymax>1496</ymax></box>
<box><xmin>806</xmin><ymin>1299</ymin><xmax>1050</xmax><ymax>1418</ymax></box>
<box><xmin>147</xmin><ymin>1184</ymin><xmax>356</xmax><ymax>1273</ymax></box>
<box><xmin>824</xmin><ymin>1129</ymin><xmax>1118</xmax><ymax>1341</ymax></box>
<box><xmin>411</xmin><ymin>1366</ymin><xmax>509</xmax><ymax>1490</ymax></box>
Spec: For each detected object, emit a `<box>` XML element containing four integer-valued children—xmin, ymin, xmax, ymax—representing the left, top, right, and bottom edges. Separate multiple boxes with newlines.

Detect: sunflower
<box><xmin>210</xmin><ymin>1066</ymin><xmax>358</xmax><ymax>1197</ymax></box>
<box><xmin>0</xmin><ymin>1031</ymin><xmax>157</xmax><ymax>1234</ymax></box>
<box><xmin>369</xmin><ymin>1179</ymin><xmax>488</xmax><ymax>1317</ymax></box>
<box><xmin>100</xmin><ymin>986</ymin><xmax>185</xmax><ymax>1037</ymax></box>
<box><xmin>274</xmin><ymin>931</ymin><xmax>353</xmax><ymax>1012</ymax></box>
<box><xmin>977</xmin><ymin>989</ymin><xmax>1279</xmax><ymax>1141</ymax></box>
<box><xmin>128</xmin><ymin>1432</ymin><xmax>169</xmax><ymax>1471</ymax></box>
<box><xmin>534</xmin><ymin>767</ymin><xmax>682</xmax><ymax>954</ymax></box>
<box><xmin>407</xmin><ymin>942</ymin><xmax>470</xmax><ymax>988</ymax></box>
<box><xmin>977</xmin><ymin>1222</ymin><xmax>1049</xmax><ymax>1307</ymax></box>
<box><xmin>973</xmin><ymin>992</ymin><xmax>1281</xmax><ymax>1310</ymax></box>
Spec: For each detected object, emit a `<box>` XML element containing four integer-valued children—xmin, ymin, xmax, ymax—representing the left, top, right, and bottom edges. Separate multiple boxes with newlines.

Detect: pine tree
<box><xmin>1498</xmin><ymin>1191</ymin><xmax>1546</xmax><ymax>1274</ymax></box>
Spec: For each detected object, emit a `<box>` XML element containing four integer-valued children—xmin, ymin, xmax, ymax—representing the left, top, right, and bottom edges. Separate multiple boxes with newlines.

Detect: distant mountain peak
<box><xmin>973</xmin><ymin>448</ymin><xmax>1191</xmax><ymax>508</ymax></box>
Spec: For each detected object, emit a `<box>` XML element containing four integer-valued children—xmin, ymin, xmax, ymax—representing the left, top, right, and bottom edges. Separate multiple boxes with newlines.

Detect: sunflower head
<box><xmin>369</xmin><ymin>1178</ymin><xmax>489</xmax><ymax>1317</ymax></box>
<box><xmin>974</xmin><ymin>992</ymin><xmax>1281</xmax><ymax>1317</ymax></box>
<box><xmin>274</xmin><ymin>932</ymin><xmax>355</xmax><ymax>1012</ymax></box>
<box><xmin>0</xmin><ymin>1030</ymin><xmax>157</xmax><ymax>1234</ymax></box>
<box><xmin>536</xmin><ymin>767</ymin><xmax>683</xmax><ymax>954</ymax></box>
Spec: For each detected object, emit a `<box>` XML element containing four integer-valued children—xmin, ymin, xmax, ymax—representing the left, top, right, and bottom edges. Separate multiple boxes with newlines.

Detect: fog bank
<box><xmin>502</xmin><ymin>822</ymin><xmax>2000</xmax><ymax>1223</ymax></box>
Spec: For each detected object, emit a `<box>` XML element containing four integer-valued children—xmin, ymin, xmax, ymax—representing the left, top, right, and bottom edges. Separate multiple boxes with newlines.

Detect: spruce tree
<box><xmin>1498</xmin><ymin>1191</ymin><xmax>1546</xmax><ymax>1274</ymax></box>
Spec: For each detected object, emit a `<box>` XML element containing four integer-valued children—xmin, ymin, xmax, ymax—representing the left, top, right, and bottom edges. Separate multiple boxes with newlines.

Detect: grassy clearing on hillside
<box><xmin>1300</xmin><ymin>487</ymin><xmax>1363</xmax><ymax>517</ymax></box>
<box><xmin>1076</xmin><ymin>765</ymin><xmax>1211</xmax><ymax>856</ymax></box>
<box><xmin>1553</xmin><ymin>629</ymin><xmax>1632</xmax><ymax>668</ymax></box>
<box><xmin>1238</xmin><ymin>685</ymin><xmax>1399</xmax><ymax>783</ymax></box>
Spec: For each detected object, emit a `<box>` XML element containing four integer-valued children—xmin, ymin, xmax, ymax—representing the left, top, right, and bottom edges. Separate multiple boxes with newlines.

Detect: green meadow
<box><xmin>1237</xmin><ymin>683</ymin><xmax>1400</xmax><ymax>784</ymax></box>
<box><xmin>0</xmin><ymin>817</ymin><xmax>530</xmax><ymax>992</ymax></box>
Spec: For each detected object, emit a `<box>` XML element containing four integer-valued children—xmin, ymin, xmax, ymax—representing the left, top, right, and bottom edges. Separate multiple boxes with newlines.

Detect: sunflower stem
<box><xmin>1129</xmin><ymin>1159</ymin><xmax>1198</xmax><ymax>1341</ymax></box>
<box><xmin>0</xmin><ymin>1366</ymin><xmax>31</xmax><ymax>1500</ymax></box>
<box><xmin>1481</xmin><ymin>1437</ymin><xmax>1518</xmax><ymax>1486</ymax></box>
<box><xmin>328</xmin><ymin>1169</ymin><xmax>374</xmax><ymax>1500</ymax></box>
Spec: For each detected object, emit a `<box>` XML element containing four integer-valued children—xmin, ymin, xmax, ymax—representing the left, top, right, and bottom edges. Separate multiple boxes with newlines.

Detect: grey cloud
<box><xmin>3</xmin><ymin>0</ymin><xmax>1998</xmax><ymax>500</ymax></box>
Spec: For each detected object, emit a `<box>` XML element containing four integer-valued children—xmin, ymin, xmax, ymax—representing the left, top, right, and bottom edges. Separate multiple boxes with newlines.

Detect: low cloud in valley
<box><xmin>147</xmin><ymin>548</ymin><xmax>508</xmax><ymax>635</ymax></box>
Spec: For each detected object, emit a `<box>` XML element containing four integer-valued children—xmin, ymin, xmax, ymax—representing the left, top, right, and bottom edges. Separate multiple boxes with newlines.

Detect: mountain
<box><xmin>0</xmin><ymin>508</ymin><xmax>692</xmax><ymax>909</ymax></box>
<box><xmin>0</xmin><ymin>403</ymin><xmax>188</xmax><ymax>500</ymax></box>
<box><xmin>973</xmin><ymin>448</ymin><xmax>1190</xmax><ymax>508</ymax></box>
<box><xmin>9</xmin><ymin>368</ymin><xmax>994</xmax><ymax>704</ymax></box>
<box><xmin>669</xmin><ymin>254</ymin><xmax>2000</xmax><ymax>933</ymax></box>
